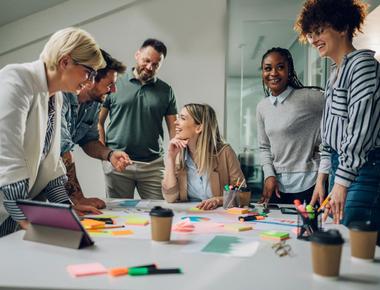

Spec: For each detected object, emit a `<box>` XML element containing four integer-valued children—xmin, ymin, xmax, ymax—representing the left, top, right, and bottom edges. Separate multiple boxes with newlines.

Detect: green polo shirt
<box><xmin>103</xmin><ymin>68</ymin><xmax>177</xmax><ymax>162</ymax></box>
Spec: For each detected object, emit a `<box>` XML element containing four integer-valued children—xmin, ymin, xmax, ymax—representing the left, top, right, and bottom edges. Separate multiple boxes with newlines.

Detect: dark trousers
<box><xmin>269</xmin><ymin>186</ymin><xmax>315</xmax><ymax>204</ymax></box>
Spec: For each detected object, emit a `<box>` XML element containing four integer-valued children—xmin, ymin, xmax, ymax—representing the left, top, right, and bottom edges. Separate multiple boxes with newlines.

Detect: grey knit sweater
<box><xmin>256</xmin><ymin>88</ymin><xmax>324</xmax><ymax>179</ymax></box>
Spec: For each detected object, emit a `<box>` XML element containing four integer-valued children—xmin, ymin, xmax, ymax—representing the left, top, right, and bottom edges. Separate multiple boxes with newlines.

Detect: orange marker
<box><xmin>317</xmin><ymin>193</ymin><xmax>333</xmax><ymax>212</ymax></box>
<box><xmin>109</xmin><ymin>267</ymin><xmax>129</xmax><ymax>277</ymax></box>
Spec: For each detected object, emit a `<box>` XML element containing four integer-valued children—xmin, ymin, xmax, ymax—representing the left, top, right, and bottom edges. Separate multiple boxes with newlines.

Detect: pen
<box><xmin>317</xmin><ymin>193</ymin><xmax>332</xmax><ymax>212</ymax></box>
<box><xmin>92</xmin><ymin>225</ymin><xmax>125</xmax><ymax>230</ymax></box>
<box><xmin>131</xmin><ymin>160</ymin><xmax>151</xmax><ymax>165</ymax></box>
<box><xmin>129</xmin><ymin>267</ymin><xmax>182</xmax><ymax>276</ymax></box>
<box><xmin>84</xmin><ymin>217</ymin><xmax>114</xmax><ymax>224</ymax></box>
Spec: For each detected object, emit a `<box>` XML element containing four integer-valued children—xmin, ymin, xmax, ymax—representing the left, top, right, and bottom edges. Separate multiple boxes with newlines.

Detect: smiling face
<box><xmin>85</xmin><ymin>70</ymin><xmax>118</xmax><ymax>103</ymax></box>
<box><xmin>306</xmin><ymin>25</ymin><xmax>347</xmax><ymax>62</ymax></box>
<box><xmin>59</xmin><ymin>55</ymin><xmax>95</xmax><ymax>94</ymax></box>
<box><xmin>134</xmin><ymin>46</ymin><xmax>164</xmax><ymax>82</ymax></box>
<box><xmin>175</xmin><ymin>107</ymin><xmax>202</xmax><ymax>141</ymax></box>
<box><xmin>262</xmin><ymin>52</ymin><xmax>289</xmax><ymax>96</ymax></box>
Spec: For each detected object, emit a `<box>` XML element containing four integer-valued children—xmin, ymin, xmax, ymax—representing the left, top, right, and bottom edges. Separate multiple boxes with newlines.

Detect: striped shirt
<box><xmin>319</xmin><ymin>50</ymin><xmax>380</xmax><ymax>187</ymax></box>
<box><xmin>0</xmin><ymin>97</ymin><xmax>70</xmax><ymax>237</ymax></box>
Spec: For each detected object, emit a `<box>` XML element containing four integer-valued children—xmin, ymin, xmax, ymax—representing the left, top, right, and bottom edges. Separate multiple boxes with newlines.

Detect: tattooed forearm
<box><xmin>62</xmin><ymin>151</ymin><xmax>85</xmax><ymax>201</ymax></box>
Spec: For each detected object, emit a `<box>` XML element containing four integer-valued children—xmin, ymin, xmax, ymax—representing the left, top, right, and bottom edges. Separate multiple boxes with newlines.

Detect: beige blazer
<box><xmin>163</xmin><ymin>144</ymin><xmax>245</xmax><ymax>202</ymax></box>
<box><xmin>0</xmin><ymin>60</ymin><xmax>66</xmax><ymax>224</ymax></box>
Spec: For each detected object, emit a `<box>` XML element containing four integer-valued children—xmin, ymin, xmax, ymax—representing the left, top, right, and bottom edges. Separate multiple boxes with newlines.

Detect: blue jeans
<box><xmin>330</xmin><ymin>150</ymin><xmax>380</xmax><ymax>235</ymax></box>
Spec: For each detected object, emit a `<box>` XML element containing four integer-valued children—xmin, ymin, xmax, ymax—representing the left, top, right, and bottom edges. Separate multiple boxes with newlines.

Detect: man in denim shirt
<box><xmin>61</xmin><ymin>50</ymin><xmax>131</xmax><ymax>208</ymax></box>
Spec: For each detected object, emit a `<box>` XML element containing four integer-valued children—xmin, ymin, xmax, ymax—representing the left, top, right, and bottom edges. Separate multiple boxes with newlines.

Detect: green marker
<box><xmin>129</xmin><ymin>267</ymin><xmax>182</xmax><ymax>276</ymax></box>
<box><xmin>306</xmin><ymin>204</ymin><xmax>315</xmax><ymax>219</ymax></box>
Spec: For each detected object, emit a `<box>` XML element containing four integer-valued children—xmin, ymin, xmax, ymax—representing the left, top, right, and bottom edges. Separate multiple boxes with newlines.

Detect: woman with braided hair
<box><xmin>256</xmin><ymin>47</ymin><xmax>324</xmax><ymax>204</ymax></box>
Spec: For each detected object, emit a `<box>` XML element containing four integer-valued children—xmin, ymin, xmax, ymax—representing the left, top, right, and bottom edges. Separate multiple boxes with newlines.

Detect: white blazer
<box><xmin>0</xmin><ymin>60</ymin><xmax>66</xmax><ymax>223</ymax></box>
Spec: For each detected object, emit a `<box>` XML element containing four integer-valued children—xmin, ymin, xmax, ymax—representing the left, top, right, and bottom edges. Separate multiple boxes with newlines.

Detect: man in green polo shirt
<box><xmin>99</xmin><ymin>39</ymin><xmax>177</xmax><ymax>199</ymax></box>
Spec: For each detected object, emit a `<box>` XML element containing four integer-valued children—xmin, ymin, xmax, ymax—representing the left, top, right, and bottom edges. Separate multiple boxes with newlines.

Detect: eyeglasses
<box><xmin>306</xmin><ymin>26</ymin><xmax>326</xmax><ymax>42</ymax></box>
<box><xmin>73</xmin><ymin>60</ymin><xmax>97</xmax><ymax>82</ymax></box>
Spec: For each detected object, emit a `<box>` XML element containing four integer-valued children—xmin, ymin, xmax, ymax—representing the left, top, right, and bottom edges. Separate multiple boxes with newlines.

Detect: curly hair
<box><xmin>295</xmin><ymin>0</ymin><xmax>368</xmax><ymax>42</ymax></box>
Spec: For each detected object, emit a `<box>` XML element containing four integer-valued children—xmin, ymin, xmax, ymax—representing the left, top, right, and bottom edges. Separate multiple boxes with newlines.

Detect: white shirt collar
<box><xmin>269</xmin><ymin>86</ymin><xmax>293</xmax><ymax>106</ymax></box>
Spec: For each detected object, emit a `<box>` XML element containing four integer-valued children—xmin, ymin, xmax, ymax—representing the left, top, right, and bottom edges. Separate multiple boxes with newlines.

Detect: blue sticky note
<box><xmin>118</xmin><ymin>200</ymin><xmax>140</xmax><ymax>207</ymax></box>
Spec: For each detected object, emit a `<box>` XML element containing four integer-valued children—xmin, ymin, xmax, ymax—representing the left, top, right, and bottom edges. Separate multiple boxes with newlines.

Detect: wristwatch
<box><xmin>106</xmin><ymin>150</ymin><xmax>114</xmax><ymax>162</ymax></box>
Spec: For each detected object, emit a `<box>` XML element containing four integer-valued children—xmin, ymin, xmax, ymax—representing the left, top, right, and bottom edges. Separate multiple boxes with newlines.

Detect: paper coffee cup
<box><xmin>348</xmin><ymin>221</ymin><xmax>378</xmax><ymax>261</ymax></box>
<box><xmin>310</xmin><ymin>230</ymin><xmax>344</xmax><ymax>278</ymax></box>
<box><xmin>149</xmin><ymin>206</ymin><xmax>174</xmax><ymax>242</ymax></box>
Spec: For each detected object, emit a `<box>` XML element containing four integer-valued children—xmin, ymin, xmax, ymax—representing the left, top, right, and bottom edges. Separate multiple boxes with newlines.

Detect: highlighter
<box><xmin>128</xmin><ymin>267</ymin><xmax>182</xmax><ymax>276</ymax></box>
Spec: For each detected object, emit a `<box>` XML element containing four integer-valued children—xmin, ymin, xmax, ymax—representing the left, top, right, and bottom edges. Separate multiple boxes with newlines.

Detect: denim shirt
<box><xmin>61</xmin><ymin>92</ymin><xmax>100</xmax><ymax>154</ymax></box>
<box><xmin>185</xmin><ymin>149</ymin><xmax>213</xmax><ymax>201</ymax></box>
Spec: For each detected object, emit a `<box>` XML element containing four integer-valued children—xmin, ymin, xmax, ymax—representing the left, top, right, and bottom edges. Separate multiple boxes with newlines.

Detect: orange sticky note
<box><xmin>67</xmin><ymin>263</ymin><xmax>107</xmax><ymax>277</ymax></box>
<box><xmin>111</xmin><ymin>230</ymin><xmax>134</xmax><ymax>236</ymax></box>
<box><xmin>108</xmin><ymin>267</ymin><xmax>129</xmax><ymax>277</ymax></box>
<box><xmin>81</xmin><ymin>219</ymin><xmax>105</xmax><ymax>229</ymax></box>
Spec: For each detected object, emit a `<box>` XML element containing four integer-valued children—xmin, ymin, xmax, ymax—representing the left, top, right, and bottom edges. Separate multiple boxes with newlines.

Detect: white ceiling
<box><xmin>0</xmin><ymin>0</ymin><xmax>67</xmax><ymax>27</ymax></box>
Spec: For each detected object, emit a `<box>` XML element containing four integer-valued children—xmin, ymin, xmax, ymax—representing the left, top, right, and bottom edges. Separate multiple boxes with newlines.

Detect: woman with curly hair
<box><xmin>295</xmin><ymin>0</ymin><xmax>380</xmax><ymax>231</ymax></box>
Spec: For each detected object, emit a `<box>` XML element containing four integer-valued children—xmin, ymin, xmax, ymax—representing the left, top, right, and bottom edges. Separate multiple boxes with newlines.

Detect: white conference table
<box><xmin>0</xmin><ymin>200</ymin><xmax>379</xmax><ymax>290</ymax></box>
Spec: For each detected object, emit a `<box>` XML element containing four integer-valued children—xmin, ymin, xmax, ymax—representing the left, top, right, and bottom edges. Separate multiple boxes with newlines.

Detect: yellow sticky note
<box><xmin>224</xmin><ymin>224</ymin><xmax>253</xmax><ymax>232</ymax></box>
<box><xmin>125</xmin><ymin>216</ymin><xmax>149</xmax><ymax>226</ymax></box>
<box><xmin>188</xmin><ymin>207</ymin><xmax>205</xmax><ymax>212</ymax></box>
<box><xmin>111</xmin><ymin>230</ymin><xmax>134</xmax><ymax>236</ymax></box>
<box><xmin>227</xmin><ymin>207</ymin><xmax>249</xmax><ymax>215</ymax></box>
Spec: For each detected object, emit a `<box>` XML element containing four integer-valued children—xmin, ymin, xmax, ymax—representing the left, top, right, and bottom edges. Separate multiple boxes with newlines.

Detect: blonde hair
<box><xmin>40</xmin><ymin>27</ymin><xmax>105</xmax><ymax>71</ymax></box>
<box><xmin>180</xmin><ymin>103</ymin><xmax>225</xmax><ymax>176</ymax></box>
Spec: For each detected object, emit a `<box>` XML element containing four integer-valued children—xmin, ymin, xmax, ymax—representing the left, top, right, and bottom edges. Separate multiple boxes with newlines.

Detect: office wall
<box><xmin>0</xmin><ymin>0</ymin><xmax>227</xmax><ymax>198</ymax></box>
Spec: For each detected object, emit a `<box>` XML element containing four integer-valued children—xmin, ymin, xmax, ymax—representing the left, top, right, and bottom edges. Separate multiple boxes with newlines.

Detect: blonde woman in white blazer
<box><xmin>0</xmin><ymin>27</ymin><xmax>105</xmax><ymax>237</ymax></box>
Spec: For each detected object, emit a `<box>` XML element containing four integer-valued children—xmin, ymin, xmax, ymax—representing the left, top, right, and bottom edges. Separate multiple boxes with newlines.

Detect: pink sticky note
<box><xmin>67</xmin><ymin>263</ymin><xmax>107</xmax><ymax>277</ymax></box>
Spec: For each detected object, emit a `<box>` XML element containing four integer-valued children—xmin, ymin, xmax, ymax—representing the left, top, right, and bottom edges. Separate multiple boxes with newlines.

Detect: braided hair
<box><xmin>261</xmin><ymin>47</ymin><xmax>319</xmax><ymax>97</ymax></box>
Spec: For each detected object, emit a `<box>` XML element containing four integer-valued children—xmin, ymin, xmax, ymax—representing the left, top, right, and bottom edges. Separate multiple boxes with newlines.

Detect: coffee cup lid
<box><xmin>310</xmin><ymin>229</ymin><xmax>344</xmax><ymax>245</ymax></box>
<box><xmin>348</xmin><ymin>220</ymin><xmax>377</xmax><ymax>232</ymax></box>
<box><xmin>149</xmin><ymin>206</ymin><xmax>174</xmax><ymax>217</ymax></box>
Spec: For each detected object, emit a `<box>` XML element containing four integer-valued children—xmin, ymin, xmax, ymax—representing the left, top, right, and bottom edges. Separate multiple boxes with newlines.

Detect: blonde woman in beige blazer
<box><xmin>162</xmin><ymin>103</ymin><xmax>244</xmax><ymax>210</ymax></box>
<box><xmin>0</xmin><ymin>27</ymin><xmax>105</xmax><ymax>237</ymax></box>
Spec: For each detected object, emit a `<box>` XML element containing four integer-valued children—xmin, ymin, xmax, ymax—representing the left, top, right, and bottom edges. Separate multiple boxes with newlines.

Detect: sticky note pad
<box><xmin>188</xmin><ymin>207</ymin><xmax>205</xmax><ymax>212</ymax></box>
<box><xmin>260</xmin><ymin>231</ymin><xmax>289</xmax><ymax>241</ymax></box>
<box><xmin>125</xmin><ymin>216</ymin><xmax>149</xmax><ymax>226</ymax></box>
<box><xmin>81</xmin><ymin>219</ymin><xmax>105</xmax><ymax>229</ymax></box>
<box><xmin>227</xmin><ymin>207</ymin><xmax>249</xmax><ymax>215</ymax></box>
<box><xmin>111</xmin><ymin>230</ymin><xmax>134</xmax><ymax>236</ymax></box>
<box><xmin>67</xmin><ymin>263</ymin><xmax>107</xmax><ymax>277</ymax></box>
<box><xmin>108</xmin><ymin>267</ymin><xmax>129</xmax><ymax>277</ymax></box>
<box><xmin>224</xmin><ymin>224</ymin><xmax>253</xmax><ymax>232</ymax></box>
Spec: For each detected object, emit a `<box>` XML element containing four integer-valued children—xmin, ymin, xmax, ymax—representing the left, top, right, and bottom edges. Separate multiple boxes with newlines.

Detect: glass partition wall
<box><xmin>226</xmin><ymin>0</ymin><xmax>328</xmax><ymax>200</ymax></box>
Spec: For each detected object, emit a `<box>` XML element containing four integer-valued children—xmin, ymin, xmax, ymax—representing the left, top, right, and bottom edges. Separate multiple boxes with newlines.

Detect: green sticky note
<box><xmin>202</xmin><ymin>235</ymin><xmax>241</xmax><ymax>254</ymax></box>
<box><xmin>188</xmin><ymin>207</ymin><xmax>204</xmax><ymax>212</ymax></box>
<box><xmin>260</xmin><ymin>231</ymin><xmax>289</xmax><ymax>239</ymax></box>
